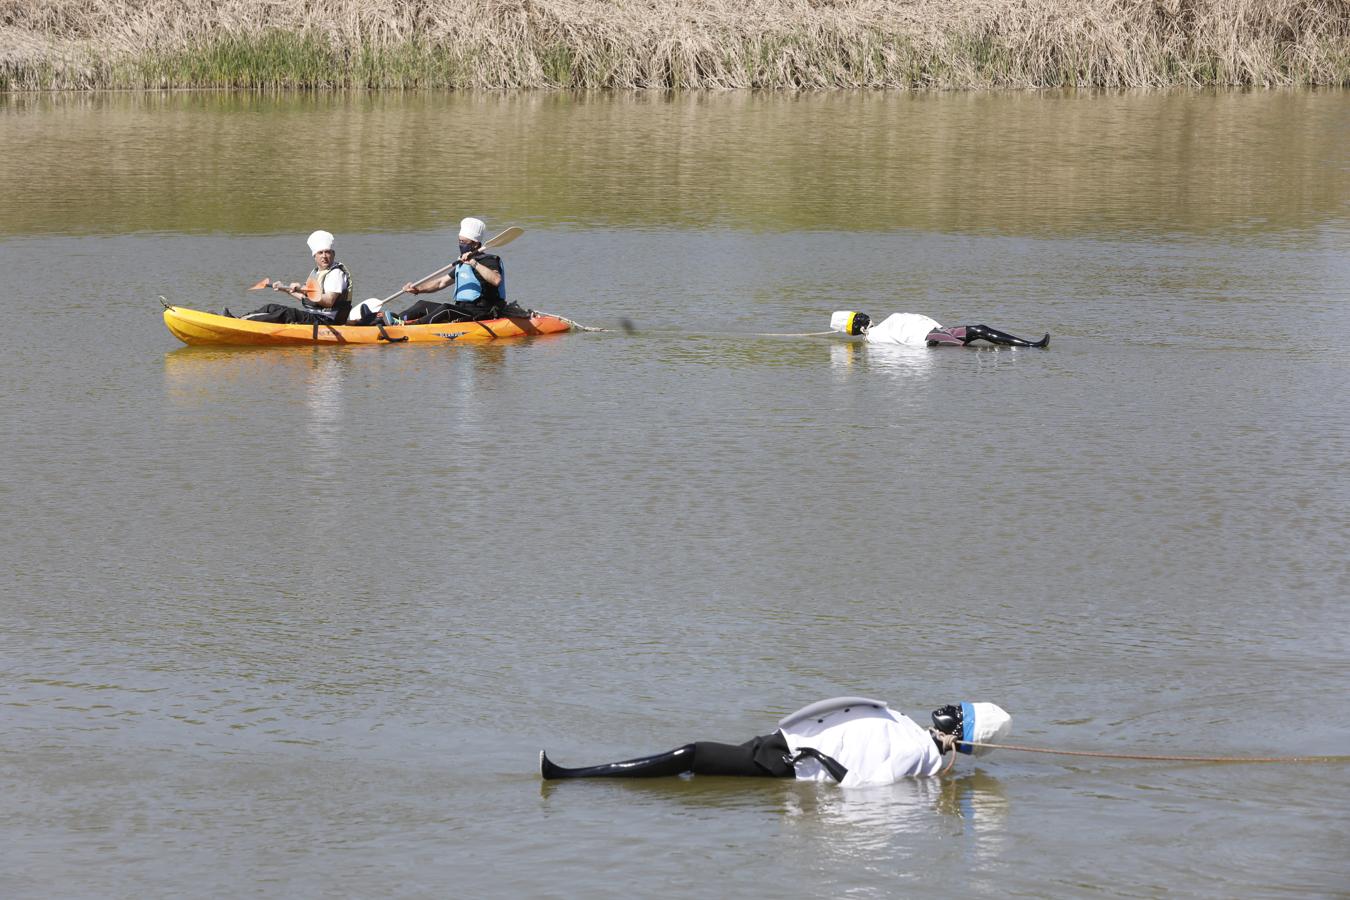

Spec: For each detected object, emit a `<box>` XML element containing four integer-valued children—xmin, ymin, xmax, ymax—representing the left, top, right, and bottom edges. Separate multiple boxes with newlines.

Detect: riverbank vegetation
<box><xmin>2</xmin><ymin>0</ymin><xmax>1346</xmax><ymax>91</ymax></box>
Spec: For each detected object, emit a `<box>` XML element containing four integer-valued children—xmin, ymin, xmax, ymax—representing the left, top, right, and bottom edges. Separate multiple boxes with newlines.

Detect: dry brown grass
<box><xmin>2</xmin><ymin>0</ymin><xmax>1346</xmax><ymax>90</ymax></box>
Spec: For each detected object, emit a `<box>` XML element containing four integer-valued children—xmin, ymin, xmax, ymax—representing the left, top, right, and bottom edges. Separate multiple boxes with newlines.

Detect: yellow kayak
<box><xmin>163</xmin><ymin>305</ymin><xmax>574</xmax><ymax>347</ymax></box>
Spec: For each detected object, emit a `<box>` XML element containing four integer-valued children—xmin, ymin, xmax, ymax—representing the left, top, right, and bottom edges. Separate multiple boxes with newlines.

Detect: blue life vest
<box><xmin>453</xmin><ymin>255</ymin><xmax>505</xmax><ymax>306</ymax></box>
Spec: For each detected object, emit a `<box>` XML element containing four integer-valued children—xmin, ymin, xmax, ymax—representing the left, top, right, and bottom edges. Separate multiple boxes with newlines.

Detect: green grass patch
<box><xmin>121</xmin><ymin>32</ymin><xmax>343</xmax><ymax>89</ymax></box>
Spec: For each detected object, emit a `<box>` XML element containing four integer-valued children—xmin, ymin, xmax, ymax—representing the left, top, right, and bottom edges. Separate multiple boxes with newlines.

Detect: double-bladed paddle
<box><xmin>246</xmin><ymin>227</ymin><xmax>523</xmax><ymax>297</ymax></box>
<box><xmin>248</xmin><ymin>277</ymin><xmax>307</xmax><ymax>294</ymax></box>
<box><xmin>380</xmin><ymin>225</ymin><xmax>523</xmax><ymax>304</ymax></box>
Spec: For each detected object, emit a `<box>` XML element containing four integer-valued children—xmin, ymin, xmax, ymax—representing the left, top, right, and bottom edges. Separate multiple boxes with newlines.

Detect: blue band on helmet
<box><xmin>959</xmin><ymin>702</ymin><xmax>975</xmax><ymax>755</ymax></box>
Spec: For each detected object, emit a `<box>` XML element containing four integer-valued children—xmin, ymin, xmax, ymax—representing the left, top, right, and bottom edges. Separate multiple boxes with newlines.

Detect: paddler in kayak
<box><xmin>230</xmin><ymin>230</ymin><xmax>352</xmax><ymax>325</ymax></box>
<box><xmin>540</xmin><ymin>698</ymin><xmax>1011</xmax><ymax>786</ymax></box>
<box><xmin>395</xmin><ymin>217</ymin><xmax>507</xmax><ymax>324</ymax></box>
<box><xmin>831</xmin><ymin>311</ymin><xmax>1049</xmax><ymax>348</ymax></box>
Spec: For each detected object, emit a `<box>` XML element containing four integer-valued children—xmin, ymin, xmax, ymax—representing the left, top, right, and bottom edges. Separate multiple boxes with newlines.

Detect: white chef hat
<box><xmin>307</xmin><ymin>230</ymin><xmax>335</xmax><ymax>254</ymax></box>
<box><xmin>458</xmin><ymin>217</ymin><xmax>487</xmax><ymax>243</ymax></box>
<box><xmin>958</xmin><ymin>702</ymin><xmax>1012</xmax><ymax>756</ymax></box>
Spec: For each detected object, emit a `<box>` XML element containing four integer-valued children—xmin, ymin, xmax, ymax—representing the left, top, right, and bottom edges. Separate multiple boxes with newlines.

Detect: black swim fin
<box><xmin>540</xmin><ymin>745</ymin><xmax>696</xmax><ymax>779</ymax></box>
<box><xmin>968</xmin><ymin>324</ymin><xmax>1050</xmax><ymax>348</ymax></box>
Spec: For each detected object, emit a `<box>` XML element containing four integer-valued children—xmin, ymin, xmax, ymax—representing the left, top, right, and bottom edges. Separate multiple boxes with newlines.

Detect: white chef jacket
<box><xmin>779</xmin><ymin>705</ymin><xmax>945</xmax><ymax>786</ymax></box>
<box><xmin>864</xmin><ymin>313</ymin><xmax>943</xmax><ymax>347</ymax></box>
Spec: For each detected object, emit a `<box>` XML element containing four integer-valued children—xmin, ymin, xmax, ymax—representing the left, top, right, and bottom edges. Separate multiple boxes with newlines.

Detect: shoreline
<box><xmin>2</xmin><ymin>0</ymin><xmax>1347</xmax><ymax>92</ymax></box>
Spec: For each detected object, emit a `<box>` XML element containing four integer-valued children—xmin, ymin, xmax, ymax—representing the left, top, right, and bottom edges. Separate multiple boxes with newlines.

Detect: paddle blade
<box><xmin>483</xmin><ymin>226</ymin><xmax>523</xmax><ymax>250</ymax></box>
<box><xmin>249</xmin><ymin>278</ymin><xmax>272</xmax><ymax>290</ymax></box>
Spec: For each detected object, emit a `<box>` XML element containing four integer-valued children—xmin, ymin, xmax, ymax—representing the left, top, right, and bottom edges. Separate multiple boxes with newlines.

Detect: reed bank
<box><xmin>2</xmin><ymin>0</ymin><xmax>1347</xmax><ymax>91</ymax></box>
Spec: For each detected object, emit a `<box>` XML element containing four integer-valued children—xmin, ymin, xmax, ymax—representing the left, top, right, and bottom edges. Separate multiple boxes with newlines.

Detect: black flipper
<box><xmin>965</xmin><ymin>324</ymin><xmax>1049</xmax><ymax>348</ymax></box>
<box><xmin>539</xmin><ymin>745</ymin><xmax>696</xmax><ymax>779</ymax></box>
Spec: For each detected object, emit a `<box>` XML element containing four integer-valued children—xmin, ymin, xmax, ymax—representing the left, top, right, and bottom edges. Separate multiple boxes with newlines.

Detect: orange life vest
<box><xmin>299</xmin><ymin>262</ymin><xmax>353</xmax><ymax>322</ymax></box>
<box><xmin>302</xmin><ymin>262</ymin><xmax>352</xmax><ymax>306</ymax></box>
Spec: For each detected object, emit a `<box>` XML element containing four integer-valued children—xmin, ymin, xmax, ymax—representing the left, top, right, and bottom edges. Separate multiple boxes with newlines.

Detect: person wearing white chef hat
<box><xmin>232</xmin><ymin>230</ymin><xmax>354</xmax><ymax>325</ymax></box>
<box><xmin>540</xmin><ymin>698</ymin><xmax>1012</xmax><ymax>786</ymax></box>
<box><xmin>831</xmin><ymin>311</ymin><xmax>1049</xmax><ymax>348</ymax></box>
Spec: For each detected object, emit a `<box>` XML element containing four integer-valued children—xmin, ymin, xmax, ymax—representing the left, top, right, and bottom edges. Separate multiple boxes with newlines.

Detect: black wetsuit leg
<box><xmin>540</xmin><ymin>744</ymin><xmax>696</xmax><ymax>778</ymax></box>
<box><xmin>397</xmin><ymin>300</ymin><xmax>451</xmax><ymax>323</ymax></box>
<box><xmin>239</xmin><ymin>303</ymin><xmax>337</xmax><ymax>325</ymax></box>
<box><xmin>960</xmin><ymin>324</ymin><xmax>1050</xmax><ymax>348</ymax></box>
<box><xmin>401</xmin><ymin>301</ymin><xmax>496</xmax><ymax>324</ymax></box>
<box><xmin>450</xmin><ymin>300</ymin><xmax>504</xmax><ymax>321</ymax></box>
<box><xmin>691</xmin><ymin>732</ymin><xmax>796</xmax><ymax>777</ymax></box>
<box><xmin>540</xmin><ymin>733</ymin><xmax>797</xmax><ymax>779</ymax></box>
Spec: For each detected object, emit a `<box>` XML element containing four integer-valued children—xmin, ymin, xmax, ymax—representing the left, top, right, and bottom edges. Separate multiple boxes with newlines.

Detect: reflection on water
<box><xmin>782</xmin><ymin>777</ymin><xmax>942</xmax><ymax>856</ymax></box>
<box><xmin>830</xmin><ymin>339</ymin><xmax>940</xmax><ymax>380</ymax></box>
<box><xmin>163</xmin><ymin>346</ymin><xmax>345</xmax><ymax>398</ymax></box>
<box><xmin>536</xmin><ymin>769</ymin><xmax>1014</xmax><ymax>894</ymax></box>
<box><xmin>936</xmin><ymin>772</ymin><xmax>1009</xmax><ymax>824</ymax></box>
<box><xmin>2</xmin><ymin>90</ymin><xmax>1345</xmax><ymax>240</ymax></box>
<box><xmin>303</xmin><ymin>354</ymin><xmax>346</xmax><ymax>482</ymax></box>
<box><xmin>538</xmin><ymin>768</ymin><xmax>1009</xmax><ymax>851</ymax></box>
<box><xmin>162</xmin><ymin>347</ymin><xmax>282</xmax><ymax>399</ymax></box>
<box><xmin>782</xmin><ymin>772</ymin><xmax>1009</xmax><ymax>849</ymax></box>
<box><xmin>449</xmin><ymin>344</ymin><xmax>511</xmax><ymax>433</ymax></box>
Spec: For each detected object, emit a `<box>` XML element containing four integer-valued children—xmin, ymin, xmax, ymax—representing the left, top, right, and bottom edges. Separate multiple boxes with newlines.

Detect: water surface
<box><xmin>1</xmin><ymin>90</ymin><xmax>1348</xmax><ymax>898</ymax></box>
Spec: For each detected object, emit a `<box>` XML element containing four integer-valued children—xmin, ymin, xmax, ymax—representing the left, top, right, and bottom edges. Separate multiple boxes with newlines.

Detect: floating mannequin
<box><xmin>540</xmin><ymin>698</ymin><xmax>1012</xmax><ymax>787</ymax></box>
<box><xmin>831</xmin><ymin>311</ymin><xmax>1049</xmax><ymax>348</ymax></box>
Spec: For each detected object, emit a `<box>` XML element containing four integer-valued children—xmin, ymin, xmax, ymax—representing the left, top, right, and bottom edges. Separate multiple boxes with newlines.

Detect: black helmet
<box><xmin>931</xmin><ymin>704</ymin><xmax>963</xmax><ymax>735</ymax></box>
<box><xmin>829</xmin><ymin>311</ymin><xmax>871</xmax><ymax>336</ymax></box>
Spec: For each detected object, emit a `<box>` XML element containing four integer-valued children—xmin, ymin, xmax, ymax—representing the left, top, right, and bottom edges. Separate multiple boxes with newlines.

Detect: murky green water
<box><xmin>2</xmin><ymin>90</ymin><xmax>1348</xmax><ymax>898</ymax></box>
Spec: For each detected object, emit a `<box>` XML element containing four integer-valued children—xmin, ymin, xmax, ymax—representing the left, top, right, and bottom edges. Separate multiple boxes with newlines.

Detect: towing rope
<box><xmin>957</xmin><ymin>740</ymin><xmax>1349</xmax><ymax>765</ymax></box>
<box><xmin>748</xmin><ymin>330</ymin><xmax>837</xmax><ymax>337</ymax></box>
<box><xmin>531</xmin><ymin>313</ymin><xmax>835</xmax><ymax>338</ymax></box>
<box><xmin>941</xmin><ymin>746</ymin><xmax>958</xmax><ymax>775</ymax></box>
<box><xmin>534</xmin><ymin>310</ymin><xmax>607</xmax><ymax>333</ymax></box>
<box><xmin>928</xmin><ymin>728</ymin><xmax>1344</xmax><ymax>768</ymax></box>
